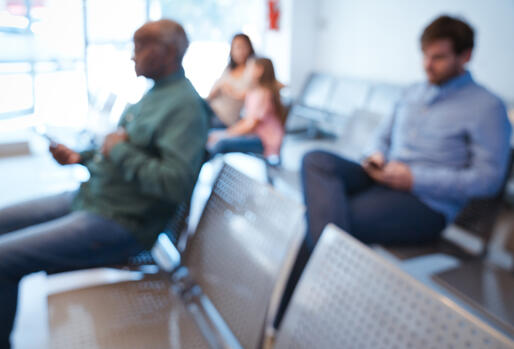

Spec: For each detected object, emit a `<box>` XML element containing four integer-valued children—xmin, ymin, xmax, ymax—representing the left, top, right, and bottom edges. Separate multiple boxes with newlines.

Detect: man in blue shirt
<box><xmin>302</xmin><ymin>15</ymin><xmax>511</xmax><ymax>247</ymax></box>
<box><xmin>276</xmin><ymin>14</ymin><xmax>512</xmax><ymax>330</ymax></box>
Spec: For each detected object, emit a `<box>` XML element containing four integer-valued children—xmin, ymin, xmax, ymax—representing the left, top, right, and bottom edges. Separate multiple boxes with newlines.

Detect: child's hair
<box><xmin>254</xmin><ymin>57</ymin><xmax>286</xmax><ymax>124</ymax></box>
<box><xmin>228</xmin><ymin>33</ymin><xmax>255</xmax><ymax>70</ymax></box>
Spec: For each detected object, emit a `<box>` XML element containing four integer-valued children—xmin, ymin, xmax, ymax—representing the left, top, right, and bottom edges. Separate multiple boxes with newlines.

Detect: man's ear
<box><xmin>166</xmin><ymin>45</ymin><xmax>178</xmax><ymax>64</ymax></box>
<box><xmin>459</xmin><ymin>48</ymin><xmax>472</xmax><ymax>65</ymax></box>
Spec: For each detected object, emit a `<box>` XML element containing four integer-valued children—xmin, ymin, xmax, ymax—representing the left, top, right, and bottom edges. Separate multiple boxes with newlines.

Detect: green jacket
<box><xmin>73</xmin><ymin>68</ymin><xmax>208</xmax><ymax>249</ymax></box>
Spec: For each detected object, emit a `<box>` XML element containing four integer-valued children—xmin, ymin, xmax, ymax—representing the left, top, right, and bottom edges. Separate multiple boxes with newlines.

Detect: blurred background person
<box><xmin>207</xmin><ymin>33</ymin><xmax>255</xmax><ymax>128</ymax></box>
<box><xmin>208</xmin><ymin>57</ymin><xmax>285</xmax><ymax>162</ymax></box>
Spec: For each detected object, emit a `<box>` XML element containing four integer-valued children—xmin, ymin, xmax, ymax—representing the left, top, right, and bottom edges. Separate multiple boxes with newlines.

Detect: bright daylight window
<box><xmin>0</xmin><ymin>0</ymin><xmax>263</xmax><ymax>128</ymax></box>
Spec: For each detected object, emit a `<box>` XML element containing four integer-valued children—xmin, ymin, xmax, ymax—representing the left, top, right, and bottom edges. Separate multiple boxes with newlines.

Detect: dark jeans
<box><xmin>275</xmin><ymin>150</ymin><xmax>446</xmax><ymax>327</ymax></box>
<box><xmin>0</xmin><ymin>192</ymin><xmax>143</xmax><ymax>348</ymax></box>
<box><xmin>209</xmin><ymin>135</ymin><xmax>264</xmax><ymax>157</ymax></box>
<box><xmin>303</xmin><ymin>150</ymin><xmax>446</xmax><ymax>245</ymax></box>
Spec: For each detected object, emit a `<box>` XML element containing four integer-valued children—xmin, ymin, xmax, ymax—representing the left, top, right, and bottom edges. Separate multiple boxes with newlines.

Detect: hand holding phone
<box><xmin>363</xmin><ymin>152</ymin><xmax>385</xmax><ymax>170</ymax></box>
<box><xmin>32</xmin><ymin>125</ymin><xmax>58</xmax><ymax>148</ymax></box>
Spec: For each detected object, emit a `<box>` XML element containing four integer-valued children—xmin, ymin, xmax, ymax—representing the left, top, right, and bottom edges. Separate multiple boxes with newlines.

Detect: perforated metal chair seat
<box><xmin>48</xmin><ymin>273</ymin><xmax>210</xmax><ymax>349</ymax></box>
<box><xmin>48</xmin><ymin>163</ymin><xmax>305</xmax><ymax>349</ymax></box>
<box><xmin>275</xmin><ymin>224</ymin><xmax>514</xmax><ymax>349</ymax></box>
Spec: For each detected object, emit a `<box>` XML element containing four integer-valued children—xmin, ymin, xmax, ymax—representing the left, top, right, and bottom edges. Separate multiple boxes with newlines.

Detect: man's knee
<box><xmin>302</xmin><ymin>150</ymin><xmax>336</xmax><ymax>173</ymax></box>
<box><xmin>302</xmin><ymin>150</ymin><xmax>355</xmax><ymax>177</ymax></box>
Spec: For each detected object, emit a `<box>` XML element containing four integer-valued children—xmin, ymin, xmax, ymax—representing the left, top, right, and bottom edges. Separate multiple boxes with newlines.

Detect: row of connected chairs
<box><xmin>46</xmin><ymin>163</ymin><xmax>514</xmax><ymax>348</ymax></box>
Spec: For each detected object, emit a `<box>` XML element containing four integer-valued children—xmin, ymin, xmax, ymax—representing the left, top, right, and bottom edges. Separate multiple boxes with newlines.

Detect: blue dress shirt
<box><xmin>370</xmin><ymin>71</ymin><xmax>511</xmax><ymax>222</ymax></box>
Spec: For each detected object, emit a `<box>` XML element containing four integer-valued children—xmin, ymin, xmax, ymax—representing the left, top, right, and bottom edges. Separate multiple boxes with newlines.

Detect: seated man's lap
<box><xmin>0</xmin><ymin>191</ymin><xmax>75</xmax><ymax>236</ymax></box>
<box><xmin>302</xmin><ymin>151</ymin><xmax>372</xmax><ymax>195</ymax></box>
<box><xmin>0</xmin><ymin>211</ymin><xmax>142</xmax><ymax>279</ymax></box>
<box><xmin>349</xmin><ymin>185</ymin><xmax>446</xmax><ymax>244</ymax></box>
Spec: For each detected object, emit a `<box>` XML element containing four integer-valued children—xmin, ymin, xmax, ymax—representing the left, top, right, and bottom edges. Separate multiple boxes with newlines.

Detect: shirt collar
<box><xmin>424</xmin><ymin>71</ymin><xmax>473</xmax><ymax>105</ymax></box>
<box><xmin>438</xmin><ymin>70</ymin><xmax>473</xmax><ymax>91</ymax></box>
<box><xmin>152</xmin><ymin>67</ymin><xmax>185</xmax><ymax>89</ymax></box>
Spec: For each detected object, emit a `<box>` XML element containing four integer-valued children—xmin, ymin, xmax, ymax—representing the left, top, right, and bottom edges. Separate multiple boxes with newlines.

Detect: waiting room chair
<box><xmin>47</xmin><ymin>163</ymin><xmax>305</xmax><ymax>349</ymax></box>
<box><xmin>285</xmin><ymin>73</ymin><xmax>338</xmax><ymax>139</ymax></box>
<box><xmin>274</xmin><ymin>224</ymin><xmax>514</xmax><ymax>349</ymax></box>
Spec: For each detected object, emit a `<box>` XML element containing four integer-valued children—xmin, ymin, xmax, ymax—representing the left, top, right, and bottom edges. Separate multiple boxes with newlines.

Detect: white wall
<box><xmin>308</xmin><ymin>0</ymin><xmax>514</xmax><ymax>103</ymax></box>
<box><xmin>289</xmin><ymin>0</ymin><xmax>319</xmax><ymax>97</ymax></box>
<box><xmin>261</xmin><ymin>0</ymin><xmax>293</xmax><ymax>87</ymax></box>
<box><xmin>257</xmin><ymin>0</ymin><xmax>320</xmax><ymax>97</ymax></box>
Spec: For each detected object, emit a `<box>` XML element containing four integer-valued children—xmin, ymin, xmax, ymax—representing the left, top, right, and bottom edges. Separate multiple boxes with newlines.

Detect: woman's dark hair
<box><xmin>228</xmin><ymin>33</ymin><xmax>255</xmax><ymax>70</ymax></box>
<box><xmin>254</xmin><ymin>57</ymin><xmax>286</xmax><ymax>124</ymax></box>
<box><xmin>421</xmin><ymin>15</ymin><xmax>474</xmax><ymax>54</ymax></box>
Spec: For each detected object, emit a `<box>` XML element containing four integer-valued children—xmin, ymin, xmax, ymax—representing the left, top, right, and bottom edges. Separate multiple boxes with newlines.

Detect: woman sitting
<box><xmin>207</xmin><ymin>33</ymin><xmax>255</xmax><ymax>128</ymax></box>
<box><xmin>208</xmin><ymin>58</ymin><xmax>285</xmax><ymax>163</ymax></box>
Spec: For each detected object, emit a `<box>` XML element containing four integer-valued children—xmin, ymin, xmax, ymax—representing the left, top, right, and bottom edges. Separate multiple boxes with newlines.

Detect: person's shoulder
<box><xmin>465</xmin><ymin>80</ymin><xmax>506</xmax><ymax>110</ymax></box>
<box><xmin>458</xmin><ymin>79</ymin><xmax>509</xmax><ymax>126</ymax></box>
<box><xmin>172</xmin><ymin>77</ymin><xmax>200</xmax><ymax>98</ymax></box>
<box><xmin>157</xmin><ymin>77</ymin><xmax>204</xmax><ymax>114</ymax></box>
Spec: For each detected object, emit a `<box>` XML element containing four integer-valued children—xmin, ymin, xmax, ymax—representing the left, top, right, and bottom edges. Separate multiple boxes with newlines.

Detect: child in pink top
<box><xmin>208</xmin><ymin>58</ymin><xmax>285</xmax><ymax>159</ymax></box>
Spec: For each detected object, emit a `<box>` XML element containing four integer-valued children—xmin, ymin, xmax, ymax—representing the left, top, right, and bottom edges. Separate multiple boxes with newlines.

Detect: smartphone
<box><xmin>32</xmin><ymin>125</ymin><xmax>58</xmax><ymax>147</ymax></box>
<box><xmin>367</xmin><ymin>160</ymin><xmax>382</xmax><ymax>169</ymax></box>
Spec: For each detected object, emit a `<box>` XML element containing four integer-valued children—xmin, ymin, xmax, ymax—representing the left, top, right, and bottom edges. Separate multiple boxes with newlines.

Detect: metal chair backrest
<box><xmin>275</xmin><ymin>224</ymin><xmax>514</xmax><ymax>349</ymax></box>
<box><xmin>182</xmin><ymin>163</ymin><xmax>305</xmax><ymax>349</ymax></box>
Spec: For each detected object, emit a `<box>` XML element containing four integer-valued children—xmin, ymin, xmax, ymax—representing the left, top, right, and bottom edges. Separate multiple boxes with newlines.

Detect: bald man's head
<box><xmin>132</xmin><ymin>19</ymin><xmax>189</xmax><ymax>80</ymax></box>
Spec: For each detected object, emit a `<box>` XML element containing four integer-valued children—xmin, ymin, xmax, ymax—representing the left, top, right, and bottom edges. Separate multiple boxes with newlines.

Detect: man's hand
<box><xmin>363</xmin><ymin>153</ymin><xmax>413</xmax><ymax>191</ymax></box>
<box><xmin>376</xmin><ymin>161</ymin><xmax>414</xmax><ymax>191</ymax></box>
<box><xmin>50</xmin><ymin>144</ymin><xmax>81</xmax><ymax>165</ymax></box>
<box><xmin>101</xmin><ymin>128</ymin><xmax>128</xmax><ymax>157</ymax></box>
<box><xmin>362</xmin><ymin>152</ymin><xmax>386</xmax><ymax>171</ymax></box>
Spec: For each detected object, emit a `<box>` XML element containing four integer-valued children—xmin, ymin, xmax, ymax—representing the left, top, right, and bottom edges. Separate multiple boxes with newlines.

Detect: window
<box><xmin>0</xmin><ymin>0</ymin><xmax>264</xmax><ymax>125</ymax></box>
<box><xmin>0</xmin><ymin>0</ymin><xmax>85</xmax><ymax>124</ymax></box>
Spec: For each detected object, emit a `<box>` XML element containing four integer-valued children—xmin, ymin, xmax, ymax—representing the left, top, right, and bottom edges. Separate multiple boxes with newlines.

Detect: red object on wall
<box><xmin>268</xmin><ymin>0</ymin><xmax>280</xmax><ymax>31</ymax></box>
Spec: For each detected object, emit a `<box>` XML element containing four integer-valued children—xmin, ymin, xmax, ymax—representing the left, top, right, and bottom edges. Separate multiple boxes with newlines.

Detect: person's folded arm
<box><xmin>78</xmin><ymin>149</ymin><xmax>96</xmax><ymax>164</ymax></box>
<box><xmin>109</xmin><ymin>103</ymin><xmax>207</xmax><ymax>204</ymax></box>
<box><xmin>411</xmin><ymin>100</ymin><xmax>511</xmax><ymax>201</ymax></box>
<box><xmin>226</xmin><ymin>88</ymin><xmax>272</xmax><ymax>136</ymax></box>
<box><xmin>226</xmin><ymin>117</ymin><xmax>258</xmax><ymax>136</ymax></box>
